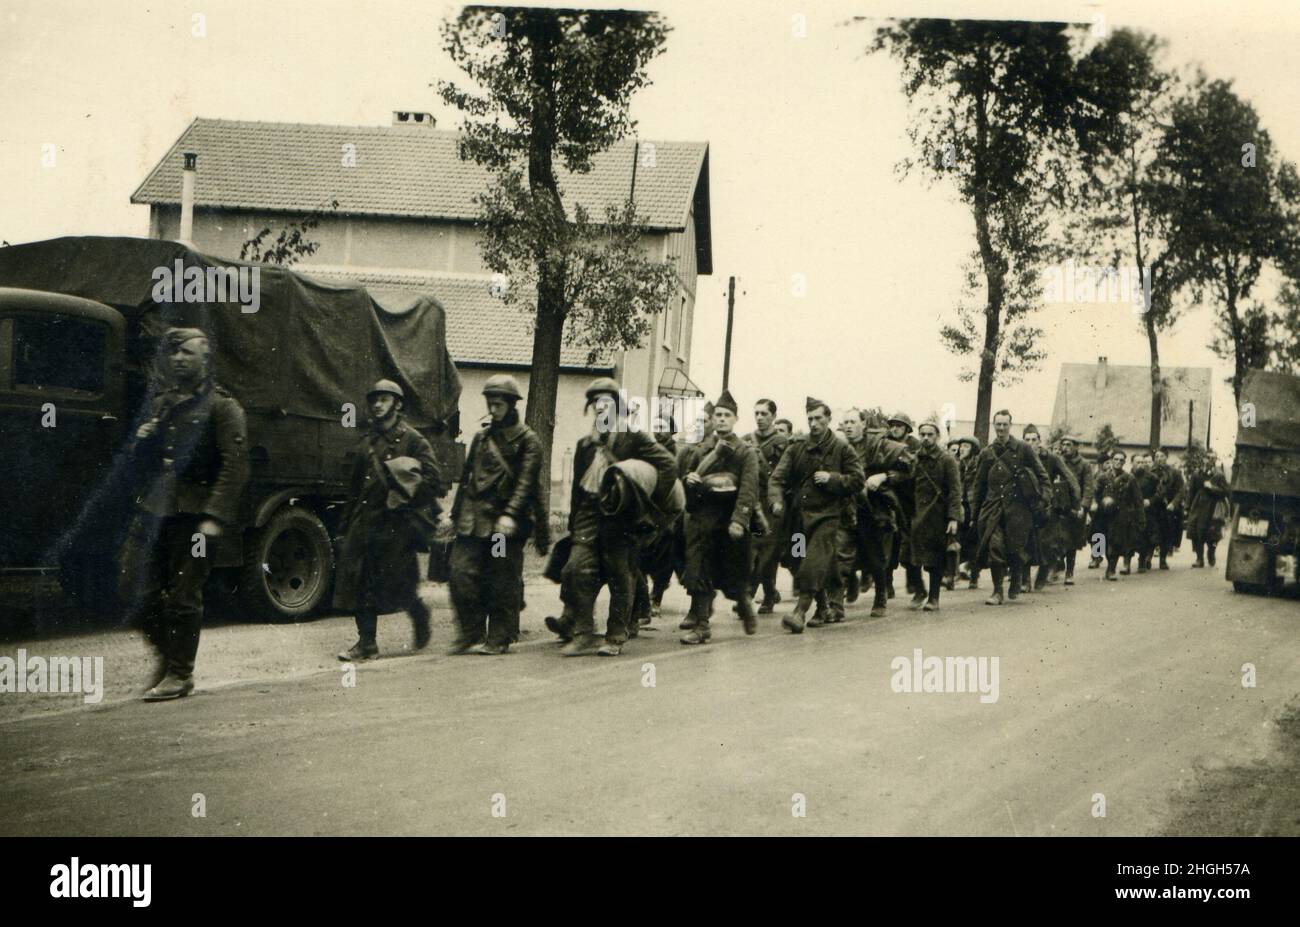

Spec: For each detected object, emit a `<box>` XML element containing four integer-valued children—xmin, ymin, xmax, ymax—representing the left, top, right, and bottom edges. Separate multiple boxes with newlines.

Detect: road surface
<box><xmin>1</xmin><ymin>559</ymin><xmax>1297</xmax><ymax>835</ymax></box>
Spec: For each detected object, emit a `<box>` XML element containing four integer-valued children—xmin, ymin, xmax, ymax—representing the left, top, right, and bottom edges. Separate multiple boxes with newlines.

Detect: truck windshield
<box><xmin>1</xmin><ymin>315</ymin><xmax>107</xmax><ymax>394</ymax></box>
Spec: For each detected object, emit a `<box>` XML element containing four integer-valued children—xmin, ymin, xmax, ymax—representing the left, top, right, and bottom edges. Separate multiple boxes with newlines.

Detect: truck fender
<box><xmin>251</xmin><ymin>489</ymin><xmax>321</xmax><ymax>530</ymax></box>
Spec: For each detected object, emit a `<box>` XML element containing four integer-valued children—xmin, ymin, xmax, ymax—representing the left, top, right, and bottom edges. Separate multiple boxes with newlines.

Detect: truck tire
<box><xmin>239</xmin><ymin>506</ymin><xmax>334</xmax><ymax>621</ymax></box>
<box><xmin>1232</xmin><ymin>581</ymin><xmax>1267</xmax><ymax>595</ymax></box>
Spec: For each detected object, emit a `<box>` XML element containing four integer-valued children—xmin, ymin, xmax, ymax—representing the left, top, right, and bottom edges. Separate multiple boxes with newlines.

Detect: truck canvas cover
<box><xmin>1234</xmin><ymin>368</ymin><xmax>1300</xmax><ymax>498</ymax></box>
<box><xmin>0</xmin><ymin>236</ymin><xmax>461</xmax><ymax>430</ymax></box>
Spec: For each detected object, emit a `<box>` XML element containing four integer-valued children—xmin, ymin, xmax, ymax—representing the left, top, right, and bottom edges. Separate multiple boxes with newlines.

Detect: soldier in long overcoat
<box><xmin>840</xmin><ymin>410</ymin><xmax>912</xmax><ymax>618</ymax></box>
<box><xmin>678</xmin><ymin>390</ymin><xmax>762</xmax><ymax>644</ymax></box>
<box><xmin>335</xmin><ymin>380</ymin><xmax>443</xmax><ymax>662</ymax></box>
<box><xmin>1056</xmin><ymin>436</ymin><xmax>1095</xmax><ymax>585</ymax></box>
<box><xmin>1151</xmin><ymin>449</ymin><xmax>1183</xmax><ymax>568</ymax></box>
<box><xmin>746</xmin><ymin>398</ymin><xmax>790</xmax><ymax>614</ymax></box>
<box><xmin>1133</xmin><ymin>452</ymin><xmax>1163</xmax><ymax>572</ymax></box>
<box><xmin>957</xmin><ymin>436</ymin><xmax>983</xmax><ymax>588</ymax></box>
<box><xmin>769</xmin><ymin>397</ymin><xmax>864</xmax><ymax>633</ymax></box>
<box><xmin>1187</xmin><ymin>456</ymin><xmax>1230</xmax><ymax>567</ymax></box>
<box><xmin>972</xmin><ymin>410</ymin><xmax>1050</xmax><ymax>604</ymax></box>
<box><xmin>908</xmin><ymin>422</ymin><xmax>963</xmax><ymax>610</ymax></box>
<box><xmin>886</xmin><ymin>413</ymin><xmax>924</xmax><ymax>599</ymax></box>
<box><xmin>1021</xmin><ymin>426</ymin><xmax>1079</xmax><ymax>591</ymax></box>
<box><xmin>1091</xmin><ymin>450</ymin><xmax>1145</xmax><ymax>580</ymax></box>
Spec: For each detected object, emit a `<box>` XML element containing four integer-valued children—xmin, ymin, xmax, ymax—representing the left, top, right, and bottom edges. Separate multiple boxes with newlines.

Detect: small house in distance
<box><xmin>1050</xmin><ymin>357</ymin><xmax>1212</xmax><ymax>461</ymax></box>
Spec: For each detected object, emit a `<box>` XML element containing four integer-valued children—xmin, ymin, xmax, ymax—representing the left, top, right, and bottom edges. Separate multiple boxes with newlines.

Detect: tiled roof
<box><xmin>303</xmin><ymin>268</ymin><xmax>614</xmax><ymax>372</ymax></box>
<box><xmin>131</xmin><ymin>118</ymin><xmax>709</xmax><ymax>236</ymax></box>
<box><xmin>1051</xmin><ymin>361</ymin><xmax>1211</xmax><ymax>448</ymax></box>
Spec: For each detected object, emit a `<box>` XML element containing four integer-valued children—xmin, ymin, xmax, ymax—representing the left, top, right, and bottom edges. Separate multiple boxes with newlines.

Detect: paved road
<box><xmin>1</xmin><ymin>561</ymin><xmax>1297</xmax><ymax>835</ymax></box>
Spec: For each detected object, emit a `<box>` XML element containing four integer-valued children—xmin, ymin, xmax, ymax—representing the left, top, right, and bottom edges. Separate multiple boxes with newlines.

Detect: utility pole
<box><xmin>722</xmin><ymin>275</ymin><xmax>736</xmax><ymax>390</ymax></box>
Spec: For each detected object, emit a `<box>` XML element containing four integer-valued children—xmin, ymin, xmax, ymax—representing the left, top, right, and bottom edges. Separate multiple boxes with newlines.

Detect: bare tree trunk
<box><xmin>525</xmin><ymin>303</ymin><xmax>565</xmax><ymax>491</ymax></box>
<box><xmin>1225</xmin><ymin>260</ymin><xmax>1245</xmax><ymax>407</ymax></box>
<box><xmin>1146</xmin><ymin>315</ymin><xmax>1162</xmax><ymax>449</ymax></box>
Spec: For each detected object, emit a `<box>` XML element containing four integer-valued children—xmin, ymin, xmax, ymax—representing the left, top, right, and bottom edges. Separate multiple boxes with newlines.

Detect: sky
<box><xmin>4</xmin><ymin>0</ymin><xmax>1299</xmax><ymax>457</ymax></box>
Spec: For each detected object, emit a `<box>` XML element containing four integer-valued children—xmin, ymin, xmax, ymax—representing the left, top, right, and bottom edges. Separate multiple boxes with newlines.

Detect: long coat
<box><xmin>908</xmin><ymin>445</ymin><xmax>963</xmax><ymax>565</ymax></box>
<box><xmin>1186</xmin><ymin>468</ymin><xmax>1230</xmax><ymax>543</ymax></box>
<box><xmin>1035</xmin><ymin>447</ymin><xmax>1081</xmax><ymax>560</ymax></box>
<box><xmin>769</xmin><ymin>428</ymin><xmax>864</xmax><ymax>591</ymax></box>
<box><xmin>568</xmin><ymin>428</ymin><xmax>678</xmax><ymax>542</ymax></box>
<box><xmin>334</xmin><ymin>416</ymin><xmax>443</xmax><ymax>613</ymax></box>
<box><xmin>1093</xmin><ymin>467</ymin><xmax>1145</xmax><ymax>557</ymax></box>
<box><xmin>1059</xmin><ymin>451</ymin><xmax>1095</xmax><ymax>550</ymax></box>
<box><xmin>680</xmin><ymin>431</ymin><xmax>761</xmax><ymax>600</ymax></box>
<box><xmin>851</xmin><ymin>433</ymin><xmax>913</xmax><ymax>531</ymax></box>
<box><xmin>972</xmin><ymin>436</ymin><xmax>1050</xmax><ymax>567</ymax></box>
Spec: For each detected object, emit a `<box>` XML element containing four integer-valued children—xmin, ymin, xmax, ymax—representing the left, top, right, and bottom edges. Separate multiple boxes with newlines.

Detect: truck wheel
<box><xmin>240</xmin><ymin>506</ymin><xmax>334</xmax><ymax>621</ymax></box>
<box><xmin>1232</xmin><ymin>581</ymin><xmax>1267</xmax><ymax>595</ymax></box>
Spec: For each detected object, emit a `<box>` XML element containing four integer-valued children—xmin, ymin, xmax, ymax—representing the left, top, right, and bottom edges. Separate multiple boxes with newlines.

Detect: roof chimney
<box><xmin>1095</xmin><ymin>356</ymin><xmax>1108</xmax><ymax>391</ymax></box>
<box><xmin>179</xmin><ymin>152</ymin><xmax>197</xmax><ymax>245</ymax></box>
<box><xmin>392</xmin><ymin>111</ymin><xmax>436</xmax><ymax>128</ymax></box>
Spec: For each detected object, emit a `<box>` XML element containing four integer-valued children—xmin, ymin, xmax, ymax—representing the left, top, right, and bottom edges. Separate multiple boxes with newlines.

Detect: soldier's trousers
<box><xmin>842</xmin><ymin>516</ymin><xmax>892</xmax><ymax>608</ymax></box>
<box><xmin>562</xmin><ymin>520</ymin><xmax>637</xmax><ymax>644</ymax></box>
<box><xmin>749</xmin><ymin>512</ymin><xmax>783</xmax><ymax>602</ymax></box>
<box><xmin>120</xmin><ymin>513</ymin><xmax>213</xmax><ymax>680</ymax></box>
<box><xmin>449</xmin><ymin>534</ymin><xmax>525</xmax><ymax>647</ymax></box>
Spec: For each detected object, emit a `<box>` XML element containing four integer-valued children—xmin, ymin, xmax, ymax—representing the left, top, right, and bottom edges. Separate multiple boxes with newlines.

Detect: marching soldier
<box><xmin>637</xmin><ymin>415</ymin><xmax>680</xmax><ymax>622</ymax></box>
<box><xmin>1056</xmin><ymin>435</ymin><xmax>1095</xmax><ymax>585</ymax></box>
<box><xmin>957</xmin><ymin>436</ymin><xmax>983</xmax><ymax>588</ymax></box>
<box><xmin>1151</xmin><ymin>449</ymin><xmax>1183</xmax><ymax>568</ymax></box>
<box><xmin>121</xmin><ymin>328</ymin><xmax>248</xmax><ymax>701</ymax></box>
<box><xmin>943</xmin><ymin>439</ymin><xmax>964</xmax><ymax>590</ymax></box>
<box><xmin>446</xmin><ymin>375</ymin><xmax>547</xmax><ymax>655</ymax></box>
<box><xmin>1187</xmin><ymin>454</ymin><xmax>1229</xmax><ymax>568</ymax></box>
<box><xmin>1090</xmin><ymin>450</ymin><xmax>1145</xmax><ymax>580</ymax></box>
<box><xmin>886</xmin><ymin>413</ymin><xmax>924</xmax><ymax>603</ymax></box>
<box><xmin>769</xmin><ymin>397</ymin><xmax>864</xmax><ymax>632</ymax></box>
<box><xmin>554</xmin><ymin>378</ymin><xmax>677</xmax><ymax>656</ymax></box>
<box><xmin>335</xmin><ymin>380</ymin><xmax>443</xmax><ymax>662</ymax></box>
<box><xmin>1133</xmin><ymin>452</ymin><xmax>1162</xmax><ymax>573</ymax></box>
<box><xmin>908</xmin><ymin>421</ymin><xmax>963</xmax><ymax>611</ymax></box>
<box><xmin>971</xmin><ymin>409</ymin><xmax>1050</xmax><ymax>605</ymax></box>
<box><xmin>838</xmin><ymin>408</ymin><xmax>912</xmax><ymax>618</ymax></box>
<box><xmin>746</xmin><ymin>399</ymin><xmax>790</xmax><ymax>614</ymax></box>
<box><xmin>1021</xmin><ymin>425</ymin><xmax>1079</xmax><ymax>591</ymax></box>
<box><xmin>678</xmin><ymin>390</ymin><xmax>762</xmax><ymax>643</ymax></box>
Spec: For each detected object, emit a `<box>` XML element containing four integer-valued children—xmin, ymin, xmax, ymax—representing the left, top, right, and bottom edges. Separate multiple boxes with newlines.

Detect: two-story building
<box><xmin>131</xmin><ymin>113</ymin><xmax>711</xmax><ymax>507</ymax></box>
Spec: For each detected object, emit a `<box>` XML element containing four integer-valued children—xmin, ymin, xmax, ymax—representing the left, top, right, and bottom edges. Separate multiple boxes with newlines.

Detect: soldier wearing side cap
<box><xmin>677</xmin><ymin>390</ymin><xmax>762</xmax><ymax>644</ymax></box>
<box><xmin>1020</xmin><ymin>424</ymin><xmax>1079</xmax><ymax>592</ymax></box>
<box><xmin>1090</xmin><ymin>449</ymin><xmax>1145</xmax><ymax>580</ymax></box>
<box><xmin>445</xmin><ymin>375</ymin><xmax>548</xmax><ymax>656</ymax></box>
<box><xmin>745</xmin><ymin>398</ymin><xmax>789</xmax><ymax>614</ymax></box>
<box><xmin>971</xmin><ymin>409</ymin><xmax>1050</xmax><ymax>605</ymax></box>
<box><xmin>769</xmin><ymin>396</ymin><xmax>865</xmax><ymax>633</ymax></box>
<box><xmin>120</xmin><ymin>327</ymin><xmax>249</xmax><ymax>701</ymax></box>
<box><xmin>1056</xmin><ymin>435</ymin><xmax>1096</xmax><ymax>585</ymax></box>
<box><xmin>335</xmin><ymin>379</ymin><xmax>443</xmax><ymax>662</ymax></box>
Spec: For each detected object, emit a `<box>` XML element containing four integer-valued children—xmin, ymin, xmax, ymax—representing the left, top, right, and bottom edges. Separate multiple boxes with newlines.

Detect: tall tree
<box><xmin>869</xmin><ymin>19</ymin><xmax>1083</xmax><ymax>443</ymax></box>
<box><xmin>440</xmin><ymin>6</ymin><xmax>677</xmax><ymax>483</ymax></box>
<box><xmin>1152</xmin><ymin>76</ymin><xmax>1300</xmax><ymax>405</ymax></box>
<box><xmin>1070</xmin><ymin>30</ymin><xmax>1188</xmax><ymax>448</ymax></box>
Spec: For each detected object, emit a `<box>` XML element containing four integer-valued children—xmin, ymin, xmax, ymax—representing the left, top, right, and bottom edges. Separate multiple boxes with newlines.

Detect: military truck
<box><xmin>1225</xmin><ymin>368</ymin><xmax>1300</xmax><ymax>596</ymax></box>
<box><xmin>0</xmin><ymin>236</ymin><xmax>462</xmax><ymax>620</ymax></box>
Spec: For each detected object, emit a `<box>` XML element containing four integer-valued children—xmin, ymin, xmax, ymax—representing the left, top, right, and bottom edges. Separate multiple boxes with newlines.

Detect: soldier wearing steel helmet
<box><xmin>335</xmin><ymin>379</ymin><xmax>443</xmax><ymax>662</ymax></box>
<box><xmin>445</xmin><ymin>374</ymin><xmax>548</xmax><ymax>655</ymax></box>
<box><xmin>886</xmin><ymin>412</ymin><xmax>923</xmax><ymax>604</ymax></box>
<box><xmin>548</xmin><ymin>377</ymin><xmax>677</xmax><ymax>657</ymax></box>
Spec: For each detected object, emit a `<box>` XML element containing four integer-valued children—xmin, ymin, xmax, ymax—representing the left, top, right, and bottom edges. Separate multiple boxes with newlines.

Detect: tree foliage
<box><xmin>869</xmin><ymin>19</ymin><xmax>1083</xmax><ymax>441</ymax></box>
<box><xmin>439</xmin><ymin>6</ymin><xmax>676</xmax><ymax>480</ymax></box>
<box><xmin>240</xmin><ymin>200</ymin><xmax>339</xmax><ymax>266</ymax></box>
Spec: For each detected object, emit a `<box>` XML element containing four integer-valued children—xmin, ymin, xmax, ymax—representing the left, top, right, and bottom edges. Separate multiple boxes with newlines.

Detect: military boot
<box><xmin>1207</xmin><ymin>544</ymin><xmax>1217</xmax><ymax>567</ymax></box>
<box><xmin>1158</xmin><ymin>551</ymin><xmax>1169</xmax><ymax>570</ymax></box>
<box><xmin>737</xmin><ymin>596</ymin><xmax>758</xmax><ymax>635</ymax></box>
<box><xmin>337</xmin><ymin>638</ymin><xmax>378</xmax><ymax>662</ymax></box>
<box><xmin>845</xmin><ymin>571</ymin><xmax>860</xmax><ymax>604</ymax></box>
<box><xmin>410</xmin><ymin>599</ymin><xmax>433</xmax><ymax>651</ymax></box>
<box><xmin>984</xmin><ymin>581</ymin><xmax>1004</xmax><ymax>606</ymax></box>
<box><xmin>142</xmin><ymin>672</ymin><xmax>194</xmax><ymax>702</ymax></box>
<box><xmin>1120</xmin><ymin>556</ymin><xmax>1132</xmax><ymax>575</ymax></box>
<box><xmin>1088</xmin><ymin>556</ymin><xmax>1101</xmax><ymax>570</ymax></box>
<box><xmin>1034</xmin><ymin>565</ymin><xmax>1050</xmax><ymax>591</ymax></box>
<box><xmin>783</xmin><ymin>594</ymin><xmax>813</xmax><ymax>634</ymax></box>
<box><xmin>680</xmin><ymin>614</ymin><xmax>712</xmax><ymax>645</ymax></box>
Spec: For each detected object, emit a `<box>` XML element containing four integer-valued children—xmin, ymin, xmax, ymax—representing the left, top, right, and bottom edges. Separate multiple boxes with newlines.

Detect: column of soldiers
<box><xmin>122</xmin><ymin>337</ymin><xmax>1231</xmax><ymax>701</ymax></box>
